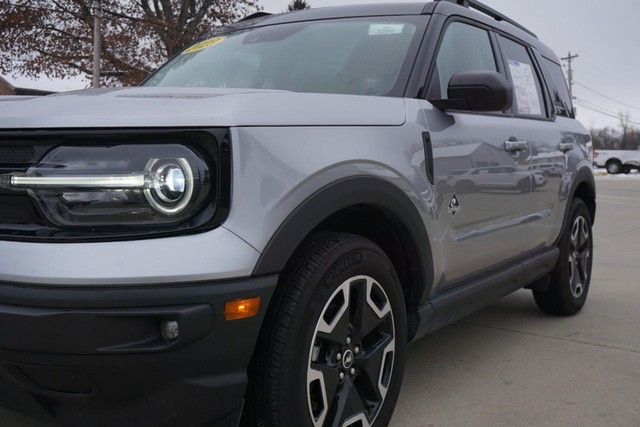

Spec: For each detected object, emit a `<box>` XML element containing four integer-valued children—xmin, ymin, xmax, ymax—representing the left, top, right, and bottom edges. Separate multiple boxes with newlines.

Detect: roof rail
<box><xmin>237</xmin><ymin>11</ymin><xmax>272</xmax><ymax>22</ymax></box>
<box><xmin>435</xmin><ymin>0</ymin><xmax>537</xmax><ymax>39</ymax></box>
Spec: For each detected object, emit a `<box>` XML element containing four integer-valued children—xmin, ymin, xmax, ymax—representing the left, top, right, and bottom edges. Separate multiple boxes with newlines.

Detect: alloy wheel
<box><xmin>307</xmin><ymin>275</ymin><xmax>395</xmax><ymax>427</ymax></box>
<box><xmin>568</xmin><ymin>215</ymin><xmax>591</xmax><ymax>299</ymax></box>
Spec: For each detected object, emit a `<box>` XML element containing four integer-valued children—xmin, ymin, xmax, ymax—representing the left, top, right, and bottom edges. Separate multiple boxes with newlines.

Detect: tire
<box><xmin>606</xmin><ymin>159</ymin><xmax>622</xmax><ymax>174</ymax></box>
<box><xmin>533</xmin><ymin>199</ymin><xmax>593</xmax><ymax>315</ymax></box>
<box><xmin>518</xmin><ymin>178</ymin><xmax>530</xmax><ymax>193</ymax></box>
<box><xmin>243</xmin><ymin>232</ymin><xmax>407</xmax><ymax>427</ymax></box>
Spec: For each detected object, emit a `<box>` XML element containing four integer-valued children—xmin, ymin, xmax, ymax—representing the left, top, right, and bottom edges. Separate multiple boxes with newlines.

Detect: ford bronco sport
<box><xmin>0</xmin><ymin>1</ymin><xmax>596</xmax><ymax>426</ymax></box>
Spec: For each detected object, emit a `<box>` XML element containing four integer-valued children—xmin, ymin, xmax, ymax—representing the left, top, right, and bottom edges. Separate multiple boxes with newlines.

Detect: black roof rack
<box><xmin>237</xmin><ymin>11</ymin><xmax>272</xmax><ymax>22</ymax></box>
<box><xmin>435</xmin><ymin>0</ymin><xmax>537</xmax><ymax>39</ymax></box>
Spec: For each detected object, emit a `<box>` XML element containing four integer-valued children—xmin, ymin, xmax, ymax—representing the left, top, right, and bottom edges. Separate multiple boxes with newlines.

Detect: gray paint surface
<box><xmin>0</xmin><ymin>227</ymin><xmax>259</xmax><ymax>285</ymax></box>
<box><xmin>0</xmin><ymin>88</ymin><xmax>406</xmax><ymax>128</ymax></box>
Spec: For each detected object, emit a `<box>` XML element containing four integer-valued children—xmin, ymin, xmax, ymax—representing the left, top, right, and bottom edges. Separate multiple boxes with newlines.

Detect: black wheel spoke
<box><xmin>354</xmin><ymin>333</ymin><xmax>393</xmax><ymax>402</ymax></box>
<box><xmin>310</xmin><ymin>362</ymin><xmax>341</xmax><ymax>417</ymax></box>
<box><xmin>576</xmin><ymin>249</ymin><xmax>590</xmax><ymax>283</ymax></box>
<box><xmin>329</xmin><ymin>379</ymin><xmax>367</xmax><ymax>427</ymax></box>
<box><xmin>351</xmin><ymin>279</ymin><xmax>389</xmax><ymax>343</ymax></box>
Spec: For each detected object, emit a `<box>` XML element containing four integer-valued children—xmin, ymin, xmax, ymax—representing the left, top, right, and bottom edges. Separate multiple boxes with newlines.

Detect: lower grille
<box><xmin>0</xmin><ymin>198</ymin><xmax>42</xmax><ymax>224</ymax></box>
<box><xmin>0</xmin><ymin>146</ymin><xmax>35</xmax><ymax>164</ymax></box>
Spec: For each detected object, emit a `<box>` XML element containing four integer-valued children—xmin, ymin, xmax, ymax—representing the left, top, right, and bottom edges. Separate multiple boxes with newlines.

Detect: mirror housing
<box><xmin>429</xmin><ymin>71</ymin><xmax>513</xmax><ymax>112</ymax></box>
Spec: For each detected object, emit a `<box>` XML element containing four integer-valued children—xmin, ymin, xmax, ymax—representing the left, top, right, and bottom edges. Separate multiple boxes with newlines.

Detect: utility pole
<box><xmin>92</xmin><ymin>0</ymin><xmax>102</xmax><ymax>88</ymax></box>
<box><xmin>561</xmin><ymin>52</ymin><xmax>579</xmax><ymax>99</ymax></box>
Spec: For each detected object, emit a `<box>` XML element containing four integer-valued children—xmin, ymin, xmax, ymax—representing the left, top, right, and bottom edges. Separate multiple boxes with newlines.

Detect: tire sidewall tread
<box><xmin>245</xmin><ymin>232</ymin><xmax>407</xmax><ymax>427</ymax></box>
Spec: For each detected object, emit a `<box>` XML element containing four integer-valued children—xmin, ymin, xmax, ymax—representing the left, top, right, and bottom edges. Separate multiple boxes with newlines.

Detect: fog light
<box><xmin>160</xmin><ymin>320</ymin><xmax>180</xmax><ymax>341</ymax></box>
<box><xmin>225</xmin><ymin>297</ymin><xmax>261</xmax><ymax>320</ymax></box>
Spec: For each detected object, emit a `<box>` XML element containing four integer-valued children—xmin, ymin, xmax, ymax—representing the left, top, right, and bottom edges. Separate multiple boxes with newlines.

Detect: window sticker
<box><xmin>368</xmin><ymin>24</ymin><xmax>405</xmax><ymax>36</ymax></box>
<box><xmin>507</xmin><ymin>59</ymin><xmax>542</xmax><ymax>115</ymax></box>
<box><xmin>182</xmin><ymin>37</ymin><xmax>226</xmax><ymax>55</ymax></box>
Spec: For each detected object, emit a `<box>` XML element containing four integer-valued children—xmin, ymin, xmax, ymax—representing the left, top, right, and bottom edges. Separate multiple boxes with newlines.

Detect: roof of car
<box><xmin>249</xmin><ymin>3</ymin><xmax>430</xmax><ymax>24</ymax></box>
<box><xmin>228</xmin><ymin>1</ymin><xmax>558</xmax><ymax>63</ymax></box>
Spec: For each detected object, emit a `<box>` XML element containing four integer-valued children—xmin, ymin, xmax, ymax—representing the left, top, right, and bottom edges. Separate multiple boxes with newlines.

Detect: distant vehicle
<box><xmin>450</xmin><ymin>166</ymin><xmax>532</xmax><ymax>193</ymax></box>
<box><xmin>594</xmin><ymin>149</ymin><xmax>640</xmax><ymax>174</ymax></box>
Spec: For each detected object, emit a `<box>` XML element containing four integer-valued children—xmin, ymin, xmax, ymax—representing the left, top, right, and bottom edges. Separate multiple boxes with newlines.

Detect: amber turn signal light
<box><xmin>224</xmin><ymin>297</ymin><xmax>261</xmax><ymax>320</ymax></box>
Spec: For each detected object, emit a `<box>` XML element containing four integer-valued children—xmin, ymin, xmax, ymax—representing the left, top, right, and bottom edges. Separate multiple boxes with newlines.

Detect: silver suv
<box><xmin>0</xmin><ymin>1</ymin><xmax>596</xmax><ymax>426</ymax></box>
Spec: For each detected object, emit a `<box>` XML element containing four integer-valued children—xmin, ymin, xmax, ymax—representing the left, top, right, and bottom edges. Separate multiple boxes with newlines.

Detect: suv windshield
<box><xmin>144</xmin><ymin>17</ymin><xmax>426</xmax><ymax>97</ymax></box>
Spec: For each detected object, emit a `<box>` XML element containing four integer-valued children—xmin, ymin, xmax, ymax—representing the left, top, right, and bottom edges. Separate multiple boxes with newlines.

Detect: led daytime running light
<box><xmin>9</xmin><ymin>174</ymin><xmax>146</xmax><ymax>189</ymax></box>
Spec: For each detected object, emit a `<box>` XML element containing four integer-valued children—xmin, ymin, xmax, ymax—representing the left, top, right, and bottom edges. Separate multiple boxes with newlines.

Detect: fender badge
<box><xmin>448</xmin><ymin>194</ymin><xmax>461</xmax><ymax>217</ymax></box>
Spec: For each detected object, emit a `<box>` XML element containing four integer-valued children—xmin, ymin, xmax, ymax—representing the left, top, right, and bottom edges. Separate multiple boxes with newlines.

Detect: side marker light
<box><xmin>224</xmin><ymin>297</ymin><xmax>261</xmax><ymax>320</ymax></box>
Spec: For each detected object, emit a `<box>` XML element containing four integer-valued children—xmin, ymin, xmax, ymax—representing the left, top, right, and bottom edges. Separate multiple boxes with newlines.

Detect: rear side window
<box><xmin>499</xmin><ymin>36</ymin><xmax>546</xmax><ymax>117</ymax></box>
<box><xmin>429</xmin><ymin>22</ymin><xmax>497</xmax><ymax>99</ymax></box>
<box><xmin>541</xmin><ymin>57</ymin><xmax>574</xmax><ymax>118</ymax></box>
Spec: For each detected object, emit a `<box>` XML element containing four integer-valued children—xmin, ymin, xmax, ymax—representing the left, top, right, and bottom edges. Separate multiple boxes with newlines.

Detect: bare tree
<box><xmin>618</xmin><ymin>111</ymin><xmax>636</xmax><ymax>150</ymax></box>
<box><xmin>0</xmin><ymin>0</ymin><xmax>261</xmax><ymax>86</ymax></box>
<box><xmin>287</xmin><ymin>0</ymin><xmax>310</xmax><ymax>11</ymax></box>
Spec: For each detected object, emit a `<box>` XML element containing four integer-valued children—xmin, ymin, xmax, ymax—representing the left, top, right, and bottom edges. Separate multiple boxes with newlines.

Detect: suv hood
<box><xmin>0</xmin><ymin>87</ymin><xmax>406</xmax><ymax>129</ymax></box>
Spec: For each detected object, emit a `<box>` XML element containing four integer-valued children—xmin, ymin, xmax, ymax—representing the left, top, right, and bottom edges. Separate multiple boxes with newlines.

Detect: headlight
<box><xmin>0</xmin><ymin>129</ymin><xmax>229</xmax><ymax>240</ymax></box>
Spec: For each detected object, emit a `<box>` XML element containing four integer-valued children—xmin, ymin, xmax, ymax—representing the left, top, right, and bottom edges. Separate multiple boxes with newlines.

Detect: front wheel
<box><xmin>533</xmin><ymin>199</ymin><xmax>593</xmax><ymax>315</ymax></box>
<box><xmin>243</xmin><ymin>233</ymin><xmax>407</xmax><ymax>427</ymax></box>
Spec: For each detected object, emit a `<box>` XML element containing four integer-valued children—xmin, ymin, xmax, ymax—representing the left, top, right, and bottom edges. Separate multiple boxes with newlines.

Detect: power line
<box><xmin>574</xmin><ymin>99</ymin><xmax>640</xmax><ymax>126</ymax></box>
<box><xmin>576</xmin><ymin>97</ymin><xmax>640</xmax><ymax>121</ymax></box>
<box><xmin>575</xmin><ymin>81</ymin><xmax>640</xmax><ymax>113</ymax></box>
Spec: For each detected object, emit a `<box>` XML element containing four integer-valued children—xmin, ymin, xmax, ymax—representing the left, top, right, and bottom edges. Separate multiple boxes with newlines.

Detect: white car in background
<box><xmin>594</xmin><ymin>149</ymin><xmax>640</xmax><ymax>174</ymax></box>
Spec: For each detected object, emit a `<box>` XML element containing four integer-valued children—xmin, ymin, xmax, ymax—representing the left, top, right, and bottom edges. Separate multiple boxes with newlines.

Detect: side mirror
<box><xmin>429</xmin><ymin>71</ymin><xmax>513</xmax><ymax>112</ymax></box>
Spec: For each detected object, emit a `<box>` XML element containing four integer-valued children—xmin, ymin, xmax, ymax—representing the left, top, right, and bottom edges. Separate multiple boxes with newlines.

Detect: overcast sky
<box><xmin>8</xmin><ymin>0</ymin><xmax>640</xmax><ymax>129</ymax></box>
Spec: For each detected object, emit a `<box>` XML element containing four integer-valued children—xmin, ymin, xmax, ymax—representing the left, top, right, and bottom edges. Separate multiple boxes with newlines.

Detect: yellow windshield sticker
<box><xmin>182</xmin><ymin>37</ymin><xmax>225</xmax><ymax>54</ymax></box>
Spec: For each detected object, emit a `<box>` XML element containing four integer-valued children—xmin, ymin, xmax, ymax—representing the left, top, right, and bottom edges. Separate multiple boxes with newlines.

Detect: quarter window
<box><xmin>499</xmin><ymin>36</ymin><xmax>546</xmax><ymax>117</ymax></box>
<box><xmin>429</xmin><ymin>22</ymin><xmax>497</xmax><ymax>99</ymax></box>
<box><xmin>541</xmin><ymin>57</ymin><xmax>574</xmax><ymax>118</ymax></box>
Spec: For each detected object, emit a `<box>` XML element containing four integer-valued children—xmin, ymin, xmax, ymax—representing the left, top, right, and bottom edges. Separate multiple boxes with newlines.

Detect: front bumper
<box><xmin>0</xmin><ymin>275</ymin><xmax>278</xmax><ymax>427</ymax></box>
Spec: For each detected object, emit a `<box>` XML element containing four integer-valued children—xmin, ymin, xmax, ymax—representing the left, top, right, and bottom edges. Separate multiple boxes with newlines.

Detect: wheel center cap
<box><xmin>342</xmin><ymin>349</ymin><xmax>354</xmax><ymax>369</ymax></box>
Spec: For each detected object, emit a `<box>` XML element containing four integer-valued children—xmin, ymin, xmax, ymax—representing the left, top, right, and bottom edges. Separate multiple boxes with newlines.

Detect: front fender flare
<box><xmin>252</xmin><ymin>176</ymin><xmax>434</xmax><ymax>303</ymax></box>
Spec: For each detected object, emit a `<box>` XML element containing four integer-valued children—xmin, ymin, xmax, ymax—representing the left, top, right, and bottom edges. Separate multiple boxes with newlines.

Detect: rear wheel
<box><xmin>244</xmin><ymin>232</ymin><xmax>407</xmax><ymax>427</ymax></box>
<box><xmin>606</xmin><ymin>159</ymin><xmax>622</xmax><ymax>174</ymax></box>
<box><xmin>533</xmin><ymin>199</ymin><xmax>593</xmax><ymax>315</ymax></box>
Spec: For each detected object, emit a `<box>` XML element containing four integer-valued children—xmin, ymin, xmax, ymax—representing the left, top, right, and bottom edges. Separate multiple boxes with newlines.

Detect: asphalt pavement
<box><xmin>1</xmin><ymin>178</ymin><xmax>639</xmax><ymax>427</ymax></box>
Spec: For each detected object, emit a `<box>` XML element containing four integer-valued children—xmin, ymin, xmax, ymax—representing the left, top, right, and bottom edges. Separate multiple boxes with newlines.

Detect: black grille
<box><xmin>0</xmin><ymin>198</ymin><xmax>42</xmax><ymax>224</ymax></box>
<box><xmin>0</xmin><ymin>146</ymin><xmax>35</xmax><ymax>164</ymax></box>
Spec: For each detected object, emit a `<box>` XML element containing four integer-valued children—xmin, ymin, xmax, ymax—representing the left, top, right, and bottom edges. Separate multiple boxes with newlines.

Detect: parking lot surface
<box><xmin>1</xmin><ymin>178</ymin><xmax>639</xmax><ymax>427</ymax></box>
<box><xmin>392</xmin><ymin>178</ymin><xmax>640</xmax><ymax>427</ymax></box>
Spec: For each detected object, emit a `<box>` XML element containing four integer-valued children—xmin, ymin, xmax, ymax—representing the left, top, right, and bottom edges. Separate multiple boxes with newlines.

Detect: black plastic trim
<box><xmin>0</xmin><ymin>275</ymin><xmax>278</xmax><ymax>427</ymax></box>
<box><xmin>252</xmin><ymin>176</ymin><xmax>434</xmax><ymax>301</ymax></box>
<box><xmin>412</xmin><ymin>247</ymin><xmax>558</xmax><ymax>340</ymax></box>
<box><xmin>554</xmin><ymin>167</ymin><xmax>597</xmax><ymax>247</ymax></box>
<box><xmin>422</xmin><ymin>132</ymin><xmax>434</xmax><ymax>184</ymax></box>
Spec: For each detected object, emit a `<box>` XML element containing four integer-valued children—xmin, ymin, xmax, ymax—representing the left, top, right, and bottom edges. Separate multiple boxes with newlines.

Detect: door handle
<box><xmin>559</xmin><ymin>142</ymin><xmax>575</xmax><ymax>153</ymax></box>
<box><xmin>504</xmin><ymin>137</ymin><xmax>528</xmax><ymax>152</ymax></box>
